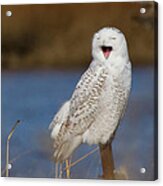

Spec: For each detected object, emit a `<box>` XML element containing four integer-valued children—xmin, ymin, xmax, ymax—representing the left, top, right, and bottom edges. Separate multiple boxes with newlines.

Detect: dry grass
<box><xmin>54</xmin><ymin>146</ymin><xmax>99</xmax><ymax>179</ymax></box>
<box><xmin>5</xmin><ymin>120</ymin><xmax>21</xmax><ymax>177</ymax></box>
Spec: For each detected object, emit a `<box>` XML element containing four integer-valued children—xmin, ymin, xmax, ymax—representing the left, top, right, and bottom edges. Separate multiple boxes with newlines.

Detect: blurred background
<box><xmin>1</xmin><ymin>2</ymin><xmax>157</xmax><ymax>180</ymax></box>
<box><xmin>2</xmin><ymin>2</ymin><xmax>156</xmax><ymax>69</ymax></box>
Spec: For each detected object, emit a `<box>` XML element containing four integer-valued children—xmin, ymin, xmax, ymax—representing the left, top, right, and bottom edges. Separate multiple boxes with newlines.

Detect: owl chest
<box><xmin>99</xmin><ymin>76</ymin><xmax>127</xmax><ymax>114</ymax></box>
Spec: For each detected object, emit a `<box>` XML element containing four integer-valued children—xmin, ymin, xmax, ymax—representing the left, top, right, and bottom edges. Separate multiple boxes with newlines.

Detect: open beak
<box><xmin>101</xmin><ymin>46</ymin><xmax>113</xmax><ymax>59</ymax></box>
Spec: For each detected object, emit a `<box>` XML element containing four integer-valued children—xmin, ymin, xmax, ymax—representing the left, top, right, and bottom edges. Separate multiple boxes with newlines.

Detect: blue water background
<box><xmin>1</xmin><ymin>67</ymin><xmax>155</xmax><ymax>180</ymax></box>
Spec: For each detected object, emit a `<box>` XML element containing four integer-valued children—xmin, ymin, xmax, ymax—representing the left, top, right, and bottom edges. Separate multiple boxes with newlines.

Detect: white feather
<box><xmin>49</xmin><ymin>27</ymin><xmax>132</xmax><ymax>162</ymax></box>
<box><xmin>49</xmin><ymin>101</ymin><xmax>70</xmax><ymax>139</ymax></box>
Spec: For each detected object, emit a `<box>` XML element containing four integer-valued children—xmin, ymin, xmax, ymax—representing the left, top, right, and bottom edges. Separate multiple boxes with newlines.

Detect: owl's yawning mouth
<box><xmin>101</xmin><ymin>46</ymin><xmax>113</xmax><ymax>59</ymax></box>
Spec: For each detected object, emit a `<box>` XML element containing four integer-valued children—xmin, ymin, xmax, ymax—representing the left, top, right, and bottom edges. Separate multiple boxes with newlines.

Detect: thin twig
<box><xmin>10</xmin><ymin>149</ymin><xmax>32</xmax><ymax>164</ymax></box>
<box><xmin>65</xmin><ymin>159</ymin><xmax>70</xmax><ymax>178</ymax></box>
<box><xmin>5</xmin><ymin>120</ymin><xmax>21</xmax><ymax>177</ymax></box>
<box><xmin>63</xmin><ymin>146</ymin><xmax>99</xmax><ymax>172</ymax></box>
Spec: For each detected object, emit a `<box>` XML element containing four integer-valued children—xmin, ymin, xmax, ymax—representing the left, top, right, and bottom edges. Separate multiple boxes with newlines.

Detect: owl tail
<box><xmin>54</xmin><ymin>135</ymin><xmax>82</xmax><ymax>162</ymax></box>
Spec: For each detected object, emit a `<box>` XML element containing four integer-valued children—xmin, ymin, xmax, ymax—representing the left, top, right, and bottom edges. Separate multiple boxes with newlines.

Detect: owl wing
<box><xmin>67</xmin><ymin>66</ymin><xmax>109</xmax><ymax>135</ymax></box>
<box><xmin>51</xmin><ymin>66</ymin><xmax>109</xmax><ymax>161</ymax></box>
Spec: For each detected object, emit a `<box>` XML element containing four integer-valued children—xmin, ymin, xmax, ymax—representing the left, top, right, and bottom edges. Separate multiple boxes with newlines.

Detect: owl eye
<box><xmin>95</xmin><ymin>33</ymin><xmax>100</xmax><ymax>40</ymax></box>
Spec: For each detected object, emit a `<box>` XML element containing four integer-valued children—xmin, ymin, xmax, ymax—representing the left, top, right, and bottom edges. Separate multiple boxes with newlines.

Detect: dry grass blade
<box><xmin>63</xmin><ymin>146</ymin><xmax>99</xmax><ymax>173</ymax></box>
<box><xmin>5</xmin><ymin>120</ymin><xmax>21</xmax><ymax>177</ymax></box>
<box><xmin>65</xmin><ymin>159</ymin><xmax>70</xmax><ymax>178</ymax></box>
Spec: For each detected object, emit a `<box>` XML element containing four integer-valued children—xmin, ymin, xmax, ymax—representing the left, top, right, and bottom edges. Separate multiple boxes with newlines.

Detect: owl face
<box><xmin>92</xmin><ymin>27</ymin><xmax>128</xmax><ymax>63</ymax></box>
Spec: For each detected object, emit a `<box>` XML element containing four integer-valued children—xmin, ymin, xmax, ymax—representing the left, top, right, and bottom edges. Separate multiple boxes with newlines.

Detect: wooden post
<box><xmin>100</xmin><ymin>142</ymin><xmax>115</xmax><ymax>179</ymax></box>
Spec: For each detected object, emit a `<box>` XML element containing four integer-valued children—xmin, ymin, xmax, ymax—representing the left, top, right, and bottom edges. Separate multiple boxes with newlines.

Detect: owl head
<box><xmin>92</xmin><ymin>27</ymin><xmax>129</xmax><ymax>64</ymax></box>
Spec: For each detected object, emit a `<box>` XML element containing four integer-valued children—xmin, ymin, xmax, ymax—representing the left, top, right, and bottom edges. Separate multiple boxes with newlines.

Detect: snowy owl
<box><xmin>49</xmin><ymin>27</ymin><xmax>132</xmax><ymax>162</ymax></box>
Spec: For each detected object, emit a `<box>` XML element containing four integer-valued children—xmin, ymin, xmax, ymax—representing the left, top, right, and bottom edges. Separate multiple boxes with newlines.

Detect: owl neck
<box><xmin>91</xmin><ymin>54</ymin><xmax>129</xmax><ymax>78</ymax></box>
